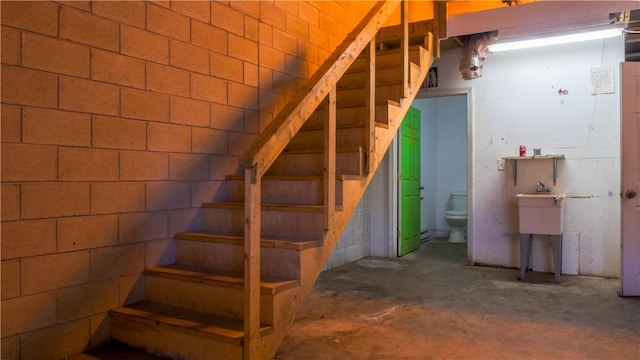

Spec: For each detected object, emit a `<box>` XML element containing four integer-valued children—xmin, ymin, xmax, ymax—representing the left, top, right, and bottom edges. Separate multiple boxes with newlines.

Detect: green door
<box><xmin>398</xmin><ymin>107</ymin><xmax>421</xmax><ymax>256</ymax></box>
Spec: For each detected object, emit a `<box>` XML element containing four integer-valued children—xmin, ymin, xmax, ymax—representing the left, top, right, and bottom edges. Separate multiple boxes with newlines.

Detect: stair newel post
<box><xmin>243</xmin><ymin>165</ymin><xmax>261</xmax><ymax>359</ymax></box>
<box><xmin>324</xmin><ymin>87</ymin><xmax>337</xmax><ymax>230</ymax></box>
<box><xmin>364</xmin><ymin>38</ymin><xmax>376</xmax><ymax>174</ymax></box>
<box><xmin>401</xmin><ymin>0</ymin><xmax>409</xmax><ymax>98</ymax></box>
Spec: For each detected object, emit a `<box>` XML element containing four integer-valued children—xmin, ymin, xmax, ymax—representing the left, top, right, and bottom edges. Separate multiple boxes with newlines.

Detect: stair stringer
<box><xmin>257</xmin><ymin>39</ymin><xmax>435</xmax><ymax>358</ymax></box>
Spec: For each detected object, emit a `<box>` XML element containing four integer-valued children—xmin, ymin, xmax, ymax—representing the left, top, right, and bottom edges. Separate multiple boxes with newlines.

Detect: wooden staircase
<box><xmin>109</xmin><ymin>1</ymin><xmax>442</xmax><ymax>359</ymax></box>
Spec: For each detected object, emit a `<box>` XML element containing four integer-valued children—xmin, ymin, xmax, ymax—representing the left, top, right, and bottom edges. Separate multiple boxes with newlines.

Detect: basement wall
<box><xmin>0</xmin><ymin>1</ymin><xmax>373</xmax><ymax>358</ymax></box>
<box><xmin>430</xmin><ymin>36</ymin><xmax>624</xmax><ymax>277</ymax></box>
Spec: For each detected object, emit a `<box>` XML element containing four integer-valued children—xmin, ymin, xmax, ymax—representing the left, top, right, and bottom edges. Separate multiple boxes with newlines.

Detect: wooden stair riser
<box><xmin>226</xmin><ymin>178</ymin><xmax>344</xmax><ymax>205</ymax></box>
<box><xmin>337</xmin><ymin>64</ymin><xmax>421</xmax><ymax>104</ymax></box>
<box><xmin>110</xmin><ymin>314</ymin><xmax>243</xmax><ymax>360</ymax></box>
<box><xmin>175</xmin><ymin>240</ymin><xmax>304</xmax><ymax>280</ymax></box>
<box><xmin>304</xmin><ymin>104</ymin><xmax>393</xmax><ymax>128</ymax></box>
<box><xmin>287</xmin><ymin>127</ymin><xmax>365</xmax><ymax>151</ymax></box>
<box><xmin>145</xmin><ymin>276</ymin><xmax>281</xmax><ymax>324</ymax></box>
<box><xmin>202</xmin><ymin>207</ymin><xmax>324</xmax><ymax>239</ymax></box>
<box><xmin>349</xmin><ymin>47</ymin><xmax>424</xmax><ymax>70</ymax></box>
<box><xmin>337</xmin><ymin>84</ymin><xmax>404</xmax><ymax>105</ymax></box>
<box><xmin>338</xmin><ymin>66</ymin><xmax>409</xmax><ymax>88</ymax></box>
<box><xmin>266</xmin><ymin>150</ymin><xmax>363</xmax><ymax>177</ymax></box>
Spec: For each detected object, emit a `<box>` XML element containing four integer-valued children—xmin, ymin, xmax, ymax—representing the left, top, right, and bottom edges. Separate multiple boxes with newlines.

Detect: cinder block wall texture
<box><xmin>0</xmin><ymin>1</ymin><xmax>372</xmax><ymax>358</ymax></box>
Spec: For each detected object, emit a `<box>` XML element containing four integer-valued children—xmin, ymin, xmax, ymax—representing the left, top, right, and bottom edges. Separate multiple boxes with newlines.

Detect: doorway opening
<box><xmin>399</xmin><ymin>89</ymin><xmax>473</xmax><ymax>261</ymax></box>
<box><xmin>367</xmin><ymin>88</ymin><xmax>473</xmax><ymax>261</ymax></box>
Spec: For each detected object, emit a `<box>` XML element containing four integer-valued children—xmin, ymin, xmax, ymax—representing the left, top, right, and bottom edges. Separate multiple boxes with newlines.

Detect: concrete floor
<box><xmin>74</xmin><ymin>238</ymin><xmax>639</xmax><ymax>359</ymax></box>
<box><xmin>274</xmin><ymin>239</ymin><xmax>640</xmax><ymax>359</ymax></box>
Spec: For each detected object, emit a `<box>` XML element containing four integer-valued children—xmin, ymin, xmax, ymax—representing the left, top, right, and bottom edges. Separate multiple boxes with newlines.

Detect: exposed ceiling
<box><xmin>443</xmin><ymin>1</ymin><xmax>640</xmax><ymax>52</ymax></box>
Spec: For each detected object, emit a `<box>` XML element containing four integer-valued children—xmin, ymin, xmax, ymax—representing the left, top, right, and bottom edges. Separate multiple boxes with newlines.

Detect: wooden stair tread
<box><xmin>226</xmin><ymin>174</ymin><xmax>359</xmax><ymax>181</ymax></box>
<box><xmin>345</xmin><ymin>62</ymin><xmax>410</xmax><ymax>72</ymax></box>
<box><xmin>175</xmin><ymin>231</ymin><xmax>323</xmax><ymax>250</ymax></box>
<box><xmin>110</xmin><ymin>301</ymin><xmax>272</xmax><ymax>346</ymax></box>
<box><xmin>316</xmin><ymin>99</ymin><xmax>400</xmax><ymax>110</ymax></box>
<box><xmin>370</xmin><ymin>44</ymin><xmax>425</xmax><ymax>55</ymax></box>
<box><xmin>336</xmin><ymin>76</ymin><xmax>416</xmax><ymax>90</ymax></box>
<box><xmin>280</xmin><ymin>147</ymin><xmax>361</xmax><ymax>155</ymax></box>
<box><xmin>146</xmin><ymin>264</ymin><xmax>299</xmax><ymax>295</ymax></box>
<box><xmin>202</xmin><ymin>201</ymin><xmax>342</xmax><ymax>213</ymax></box>
<box><xmin>299</xmin><ymin>121</ymin><xmax>389</xmax><ymax>131</ymax></box>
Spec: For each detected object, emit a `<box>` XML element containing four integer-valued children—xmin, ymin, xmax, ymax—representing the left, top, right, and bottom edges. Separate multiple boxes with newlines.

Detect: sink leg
<box><xmin>552</xmin><ymin>234</ymin><xmax>563</xmax><ymax>283</ymax></box>
<box><xmin>519</xmin><ymin>233</ymin><xmax>533</xmax><ymax>280</ymax></box>
<box><xmin>527</xmin><ymin>234</ymin><xmax>533</xmax><ymax>271</ymax></box>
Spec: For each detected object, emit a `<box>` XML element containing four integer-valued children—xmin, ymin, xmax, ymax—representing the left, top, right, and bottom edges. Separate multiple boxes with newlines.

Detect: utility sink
<box><xmin>515</xmin><ymin>193</ymin><xmax>565</xmax><ymax>235</ymax></box>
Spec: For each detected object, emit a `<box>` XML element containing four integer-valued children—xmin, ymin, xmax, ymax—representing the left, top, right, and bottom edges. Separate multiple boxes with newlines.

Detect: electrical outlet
<box><xmin>497</xmin><ymin>158</ymin><xmax>506</xmax><ymax>171</ymax></box>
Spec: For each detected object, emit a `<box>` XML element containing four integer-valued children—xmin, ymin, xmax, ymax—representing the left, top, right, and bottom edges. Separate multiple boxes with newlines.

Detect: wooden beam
<box><xmin>364</xmin><ymin>39</ymin><xmax>375</xmax><ymax>174</ymax></box>
<box><xmin>240</xmin><ymin>0</ymin><xmax>400</xmax><ymax>179</ymax></box>
<box><xmin>243</xmin><ymin>167</ymin><xmax>260</xmax><ymax>360</ymax></box>
<box><xmin>401</xmin><ymin>0</ymin><xmax>409</xmax><ymax>98</ymax></box>
<box><xmin>323</xmin><ymin>88</ymin><xmax>336</xmax><ymax>230</ymax></box>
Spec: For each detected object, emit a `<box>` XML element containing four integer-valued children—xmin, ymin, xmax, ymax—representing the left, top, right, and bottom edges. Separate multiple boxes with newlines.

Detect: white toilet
<box><xmin>444</xmin><ymin>192</ymin><xmax>467</xmax><ymax>243</ymax></box>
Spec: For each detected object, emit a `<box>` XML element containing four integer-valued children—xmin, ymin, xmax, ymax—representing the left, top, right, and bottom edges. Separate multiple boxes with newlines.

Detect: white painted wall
<box><xmin>429</xmin><ymin>36</ymin><xmax>623</xmax><ymax>277</ymax></box>
<box><xmin>414</xmin><ymin>96</ymin><xmax>468</xmax><ymax>238</ymax></box>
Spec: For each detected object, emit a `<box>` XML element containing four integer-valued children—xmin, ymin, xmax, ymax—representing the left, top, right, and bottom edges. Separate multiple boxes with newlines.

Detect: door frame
<box><xmin>389</xmin><ymin>87</ymin><xmax>474</xmax><ymax>260</ymax></box>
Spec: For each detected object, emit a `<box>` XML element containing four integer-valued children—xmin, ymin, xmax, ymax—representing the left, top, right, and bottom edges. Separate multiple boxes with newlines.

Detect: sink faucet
<box><xmin>536</xmin><ymin>182</ymin><xmax>549</xmax><ymax>192</ymax></box>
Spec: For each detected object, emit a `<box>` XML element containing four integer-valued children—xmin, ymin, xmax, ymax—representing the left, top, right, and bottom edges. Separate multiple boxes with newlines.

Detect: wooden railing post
<box><xmin>324</xmin><ymin>88</ymin><xmax>336</xmax><ymax>230</ymax></box>
<box><xmin>244</xmin><ymin>166</ymin><xmax>260</xmax><ymax>359</ymax></box>
<box><xmin>364</xmin><ymin>39</ymin><xmax>376</xmax><ymax>174</ymax></box>
<box><xmin>433</xmin><ymin>1</ymin><xmax>447</xmax><ymax>58</ymax></box>
<box><xmin>401</xmin><ymin>0</ymin><xmax>409</xmax><ymax>98</ymax></box>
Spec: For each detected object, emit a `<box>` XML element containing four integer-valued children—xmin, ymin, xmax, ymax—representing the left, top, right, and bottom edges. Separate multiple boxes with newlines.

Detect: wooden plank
<box><xmin>324</xmin><ymin>87</ymin><xmax>336</xmax><ymax>229</ymax></box>
<box><xmin>202</xmin><ymin>202</ymin><xmax>331</xmax><ymax>213</ymax></box>
<box><xmin>243</xmin><ymin>167</ymin><xmax>260</xmax><ymax>360</ymax></box>
<box><xmin>145</xmin><ymin>264</ymin><xmax>300</xmax><ymax>295</ymax></box>
<box><xmin>175</xmin><ymin>231</ymin><xmax>323</xmax><ymax>250</ymax></box>
<box><xmin>241</xmin><ymin>0</ymin><xmax>401</xmax><ymax>180</ymax></box>
<box><xmin>364</xmin><ymin>39</ymin><xmax>375</xmax><ymax>174</ymax></box>
<box><xmin>110</xmin><ymin>301</ymin><xmax>273</xmax><ymax>345</ymax></box>
<box><xmin>401</xmin><ymin>0</ymin><xmax>409</xmax><ymax>98</ymax></box>
<box><xmin>376</xmin><ymin>20</ymin><xmax>434</xmax><ymax>45</ymax></box>
<box><xmin>227</xmin><ymin>174</ymin><xmax>358</xmax><ymax>181</ymax></box>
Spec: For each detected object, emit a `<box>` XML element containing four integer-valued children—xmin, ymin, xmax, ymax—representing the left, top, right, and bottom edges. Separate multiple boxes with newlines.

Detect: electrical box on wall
<box><xmin>497</xmin><ymin>158</ymin><xmax>506</xmax><ymax>171</ymax></box>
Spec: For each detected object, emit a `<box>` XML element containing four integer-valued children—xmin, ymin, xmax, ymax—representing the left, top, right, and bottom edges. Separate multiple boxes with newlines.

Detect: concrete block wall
<box><xmin>324</xmin><ymin>193</ymin><xmax>371</xmax><ymax>270</ymax></box>
<box><xmin>0</xmin><ymin>1</ymin><xmax>372</xmax><ymax>358</ymax></box>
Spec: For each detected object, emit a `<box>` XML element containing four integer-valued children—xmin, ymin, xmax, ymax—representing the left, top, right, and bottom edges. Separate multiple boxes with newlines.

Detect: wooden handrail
<box><xmin>240</xmin><ymin>0</ymin><xmax>401</xmax><ymax>180</ymax></box>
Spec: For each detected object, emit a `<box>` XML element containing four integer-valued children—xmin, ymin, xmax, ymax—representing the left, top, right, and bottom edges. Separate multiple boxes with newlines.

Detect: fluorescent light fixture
<box><xmin>487</xmin><ymin>28</ymin><xmax>623</xmax><ymax>52</ymax></box>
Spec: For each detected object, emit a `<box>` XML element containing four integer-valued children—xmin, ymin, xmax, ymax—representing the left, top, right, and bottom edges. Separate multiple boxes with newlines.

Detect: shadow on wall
<box><xmin>94</xmin><ymin>45</ymin><xmax>309</xmax><ymax>350</ymax></box>
<box><xmin>117</xmin><ymin>47</ymin><xmax>309</xmax><ymax>275</ymax></box>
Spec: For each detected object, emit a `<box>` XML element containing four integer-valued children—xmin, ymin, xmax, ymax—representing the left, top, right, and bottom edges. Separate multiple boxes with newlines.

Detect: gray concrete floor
<box><xmin>274</xmin><ymin>238</ymin><xmax>640</xmax><ymax>359</ymax></box>
<box><xmin>74</xmin><ymin>238</ymin><xmax>640</xmax><ymax>359</ymax></box>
